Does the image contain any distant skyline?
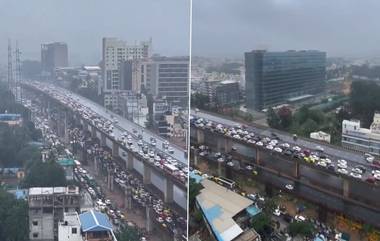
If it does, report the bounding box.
[192,0,380,59]
[0,0,190,66]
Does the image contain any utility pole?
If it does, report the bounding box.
[7,39,13,91]
[15,41,22,103]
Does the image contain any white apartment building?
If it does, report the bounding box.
[101,37,152,110]
[342,112,380,156]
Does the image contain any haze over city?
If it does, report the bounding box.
[192,0,380,58]
[0,0,190,65]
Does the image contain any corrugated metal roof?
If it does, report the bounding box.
[79,210,113,232]
[196,179,253,241]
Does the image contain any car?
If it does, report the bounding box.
[227,161,234,167]
[337,168,348,175]
[295,215,306,222]
[285,184,294,190]
[273,208,281,216]
[366,155,375,163]
[247,194,257,201]
[246,165,253,170]
[350,172,362,179]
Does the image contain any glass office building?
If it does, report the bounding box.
[245,50,326,110]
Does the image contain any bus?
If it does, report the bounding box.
[163,163,179,174]
[215,176,236,189]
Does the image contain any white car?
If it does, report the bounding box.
[256,141,263,146]
[274,147,282,153]
[266,144,274,150]
[366,156,375,163]
[295,215,306,222]
[337,168,348,175]
[350,172,362,179]
[337,163,347,169]
[273,208,281,216]
[317,161,327,167]
[285,184,294,190]
[227,161,234,167]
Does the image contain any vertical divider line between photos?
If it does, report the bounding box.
[187,0,193,240]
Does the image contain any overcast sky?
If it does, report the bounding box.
[0,0,190,66]
[192,0,380,59]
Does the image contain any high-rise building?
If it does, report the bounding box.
[101,37,152,110]
[41,42,68,76]
[141,56,189,107]
[245,50,326,111]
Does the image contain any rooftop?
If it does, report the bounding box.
[196,179,254,241]
[57,158,75,167]
[29,186,79,195]
[79,210,113,232]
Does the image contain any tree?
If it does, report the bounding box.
[288,221,315,238]
[0,187,29,241]
[277,106,292,129]
[189,178,203,211]
[251,212,272,237]
[267,108,280,128]
[22,161,67,188]
[116,225,140,241]
[300,118,318,136]
[191,93,210,109]
[350,81,380,127]
[263,197,277,214]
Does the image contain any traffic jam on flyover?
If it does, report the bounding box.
[190,115,380,184]
[26,81,188,185]
[23,84,187,240]
[69,128,187,239]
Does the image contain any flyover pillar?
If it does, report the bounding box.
[193,150,199,166]
[164,179,174,203]
[145,205,153,232]
[343,179,350,198]
[217,161,223,177]
[112,141,119,158]
[63,111,69,144]
[143,165,152,185]
[91,125,97,138]
[100,133,106,147]
[124,186,132,210]
[224,139,232,153]
[294,161,300,179]
[255,148,261,165]
[126,154,133,170]
[94,156,99,175]
[107,167,114,191]
[196,129,204,144]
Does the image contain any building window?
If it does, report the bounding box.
[33,233,39,238]
[72,227,77,234]
[32,221,38,226]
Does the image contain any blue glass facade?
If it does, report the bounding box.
[245,50,326,110]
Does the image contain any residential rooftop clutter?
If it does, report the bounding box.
[28,186,81,241]
[342,111,380,156]
[195,177,261,241]
[58,210,117,241]
[0,113,22,126]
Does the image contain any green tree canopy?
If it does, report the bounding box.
[267,107,281,129]
[350,80,380,127]
[22,161,67,188]
[288,221,315,238]
[0,187,29,241]
[116,225,140,241]
[251,212,272,237]
[189,178,203,211]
